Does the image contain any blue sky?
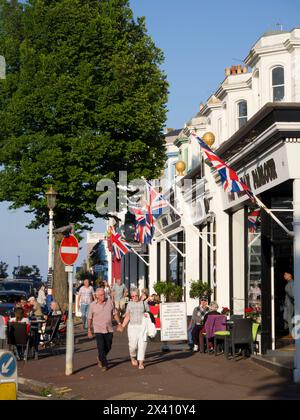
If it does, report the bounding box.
[1,0,300,277]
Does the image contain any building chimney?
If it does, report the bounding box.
[166,128,174,133]
[231,66,237,75]
[225,68,231,77]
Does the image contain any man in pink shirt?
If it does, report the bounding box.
[88,287,122,371]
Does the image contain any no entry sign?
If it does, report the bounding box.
[59,235,79,266]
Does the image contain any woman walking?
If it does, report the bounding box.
[121,289,149,370]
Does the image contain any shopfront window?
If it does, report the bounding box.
[247,207,262,322]
[167,232,185,286]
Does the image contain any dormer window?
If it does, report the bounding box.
[237,101,248,129]
[272,67,285,102]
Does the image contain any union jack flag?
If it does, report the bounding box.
[127,182,168,244]
[191,132,253,197]
[143,181,169,226]
[110,226,131,260]
[248,208,260,233]
[129,203,153,244]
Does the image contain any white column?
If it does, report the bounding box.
[216,212,230,309]
[232,209,245,315]
[202,226,208,283]
[160,240,167,281]
[185,225,200,316]
[149,240,157,294]
[293,179,300,383]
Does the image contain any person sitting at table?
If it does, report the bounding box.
[45,301,62,319]
[17,298,31,317]
[10,307,30,359]
[199,302,221,353]
[27,296,44,319]
[10,307,30,330]
[188,296,210,352]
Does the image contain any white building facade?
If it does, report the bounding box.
[149,29,300,382]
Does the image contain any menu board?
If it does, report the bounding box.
[160,302,187,341]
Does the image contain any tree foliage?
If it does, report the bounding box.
[13,264,40,277]
[0,0,168,230]
[0,260,9,278]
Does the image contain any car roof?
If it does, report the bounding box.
[0,290,27,295]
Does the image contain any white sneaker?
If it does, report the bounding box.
[193,345,199,352]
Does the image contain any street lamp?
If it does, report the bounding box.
[45,186,57,302]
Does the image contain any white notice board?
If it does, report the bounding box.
[160,302,187,341]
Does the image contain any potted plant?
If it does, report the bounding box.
[221,307,231,318]
[154,281,183,302]
[189,281,213,300]
[244,307,261,323]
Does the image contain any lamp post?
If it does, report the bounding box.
[45,186,57,303]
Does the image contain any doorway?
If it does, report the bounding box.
[273,241,294,349]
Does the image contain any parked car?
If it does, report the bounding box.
[0,290,27,317]
[0,279,35,298]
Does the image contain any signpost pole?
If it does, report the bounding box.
[59,234,79,376]
[65,265,74,376]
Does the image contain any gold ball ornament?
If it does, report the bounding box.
[175,160,186,176]
[202,132,215,148]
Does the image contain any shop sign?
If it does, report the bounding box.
[223,146,289,210]
[160,302,187,341]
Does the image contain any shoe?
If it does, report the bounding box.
[138,364,145,370]
[97,357,102,368]
[102,366,108,372]
[193,345,199,352]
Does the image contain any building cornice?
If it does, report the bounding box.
[174,136,189,148]
[217,103,300,166]
[245,44,291,67]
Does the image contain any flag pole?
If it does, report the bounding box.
[253,195,294,237]
[125,196,186,257]
[142,178,216,250]
[155,225,186,257]
[109,218,150,267]
[187,130,294,239]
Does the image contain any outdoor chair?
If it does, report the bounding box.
[7,322,30,361]
[202,315,227,354]
[214,318,253,360]
[252,322,261,355]
[39,315,62,355]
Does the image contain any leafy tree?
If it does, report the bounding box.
[0,261,9,278]
[0,0,168,308]
[13,264,41,278]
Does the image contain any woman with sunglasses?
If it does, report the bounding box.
[120,288,149,370]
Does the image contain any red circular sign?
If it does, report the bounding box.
[59,235,79,265]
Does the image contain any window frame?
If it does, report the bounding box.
[271,66,285,102]
[237,100,248,130]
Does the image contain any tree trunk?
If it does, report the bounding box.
[53,232,68,311]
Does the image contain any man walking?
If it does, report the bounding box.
[78,279,94,330]
[87,288,122,371]
[111,278,127,318]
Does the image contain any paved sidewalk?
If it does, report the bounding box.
[17,325,300,400]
